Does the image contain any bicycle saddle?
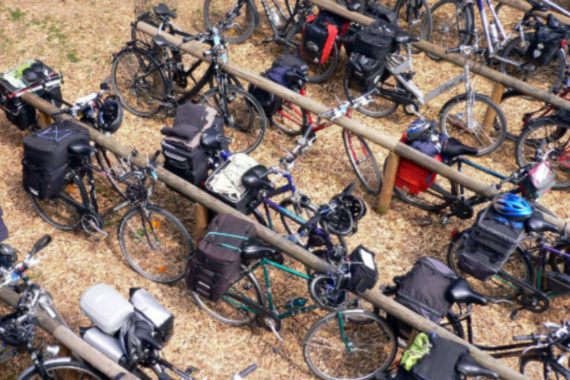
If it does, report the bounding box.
[152,35,178,50]
[242,239,278,260]
[442,137,479,158]
[394,31,420,44]
[134,323,162,351]
[455,353,499,379]
[153,3,177,19]
[526,0,548,12]
[447,278,488,306]
[68,143,97,157]
[524,211,560,233]
[242,165,272,190]
[201,129,230,151]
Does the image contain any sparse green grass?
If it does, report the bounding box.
[47,24,67,42]
[67,49,79,63]
[9,7,24,21]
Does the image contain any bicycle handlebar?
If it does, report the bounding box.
[0,235,51,289]
[233,364,257,379]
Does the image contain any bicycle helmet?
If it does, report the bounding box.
[405,119,437,142]
[0,244,17,268]
[492,194,533,220]
[98,96,124,134]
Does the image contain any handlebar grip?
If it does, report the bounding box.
[238,364,257,378]
[513,335,533,341]
[445,47,461,54]
[31,235,52,256]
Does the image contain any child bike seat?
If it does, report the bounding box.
[68,143,97,157]
[442,137,479,158]
[524,211,560,234]
[446,278,488,306]
[455,353,499,379]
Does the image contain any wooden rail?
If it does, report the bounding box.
[498,0,570,24]
[20,91,529,380]
[0,286,139,380]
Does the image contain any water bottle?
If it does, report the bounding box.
[268,4,282,28]
[489,22,499,46]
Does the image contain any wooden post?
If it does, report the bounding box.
[37,111,53,128]
[482,82,505,131]
[194,203,209,240]
[376,152,400,214]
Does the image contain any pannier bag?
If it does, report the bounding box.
[394,257,458,323]
[528,20,566,65]
[0,205,7,242]
[22,119,90,199]
[344,20,397,61]
[348,53,385,93]
[346,245,378,292]
[249,54,308,117]
[301,11,349,64]
[186,213,256,301]
[80,284,135,335]
[363,3,397,25]
[160,103,224,186]
[398,333,470,380]
[0,59,62,130]
[457,206,526,281]
[395,120,445,194]
[546,271,570,294]
[129,288,174,343]
[518,160,555,200]
[205,153,266,213]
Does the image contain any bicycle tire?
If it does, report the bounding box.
[284,22,339,84]
[118,205,193,284]
[18,357,105,380]
[203,0,257,44]
[439,92,507,156]
[198,86,267,154]
[447,230,533,301]
[342,130,382,194]
[343,70,399,118]
[499,89,544,141]
[271,100,309,136]
[111,46,169,117]
[515,117,570,190]
[191,271,264,326]
[303,309,397,380]
[428,0,473,61]
[29,173,89,231]
[393,0,433,52]
[520,352,569,380]
[95,146,129,198]
[499,33,566,94]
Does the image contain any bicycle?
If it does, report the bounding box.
[0,235,106,380]
[447,208,569,316]
[29,149,193,284]
[272,91,382,193]
[192,242,398,380]
[344,38,507,155]
[112,5,267,154]
[430,0,570,92]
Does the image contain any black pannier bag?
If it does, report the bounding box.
[363,3,398,25]
[528,19,566,65]
[344,20,397,61]
[0,59,62,130]
[186,213,256,301]
[249,54,308,117]
[394,258,458,323]
[301,11,348,64]
[346,245,378,292]
[347,53,385,93]
[160,103,224,186]
[457,206,526,280]
[22,119,90,199]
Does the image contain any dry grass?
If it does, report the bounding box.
[0,0,568,379]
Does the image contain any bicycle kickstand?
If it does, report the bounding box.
[267,319,284,353]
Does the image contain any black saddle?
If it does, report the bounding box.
[68,143,97,157]
[241,239,278,260]
[134,324,162,351]
[395,31,420,44]
[524,211,560,233]
[200,129,231,151]
[456,353,499,379]
[152,35,178,50]
[442,137,479,158]
[242,165,272,191]
[447,278,488,306]
[153,3,177,19]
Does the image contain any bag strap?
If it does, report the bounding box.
[205,232,250,253]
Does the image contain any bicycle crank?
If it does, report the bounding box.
[80,213,108,241]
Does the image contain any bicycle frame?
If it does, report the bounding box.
[528,239,570,298]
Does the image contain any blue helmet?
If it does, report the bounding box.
[406,119,436,142]
[492,194,533,219]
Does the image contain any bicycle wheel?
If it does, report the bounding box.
[515,117,570,190]
[271,100,308,136]
[19,358,105,380]
[111,47,168,117]
[393,0,433,50]
[303,309,397,380]
[284,23,339,84]
[499,33,566,94]
[520,352,567,380]
[447,231,533,301]
[343,130,382,194]
[203,0,256,44]
[499,90,544,141]
[343,70,399,118]
[439,92,507,156]
[191,271,264,326]
[428,0,473,61]
[29,173,89,231]
[198,86,267,154]
[118,205,193,284]
[95,146,129,198]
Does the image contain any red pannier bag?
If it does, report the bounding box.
[301,11,349,64]
[395,134,443,195]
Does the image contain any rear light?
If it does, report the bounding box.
[450,228,458,239]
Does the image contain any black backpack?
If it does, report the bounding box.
[186,213,256,301]
[528,16,567,65]
[347,53,385,93]
[344,20,397,61]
